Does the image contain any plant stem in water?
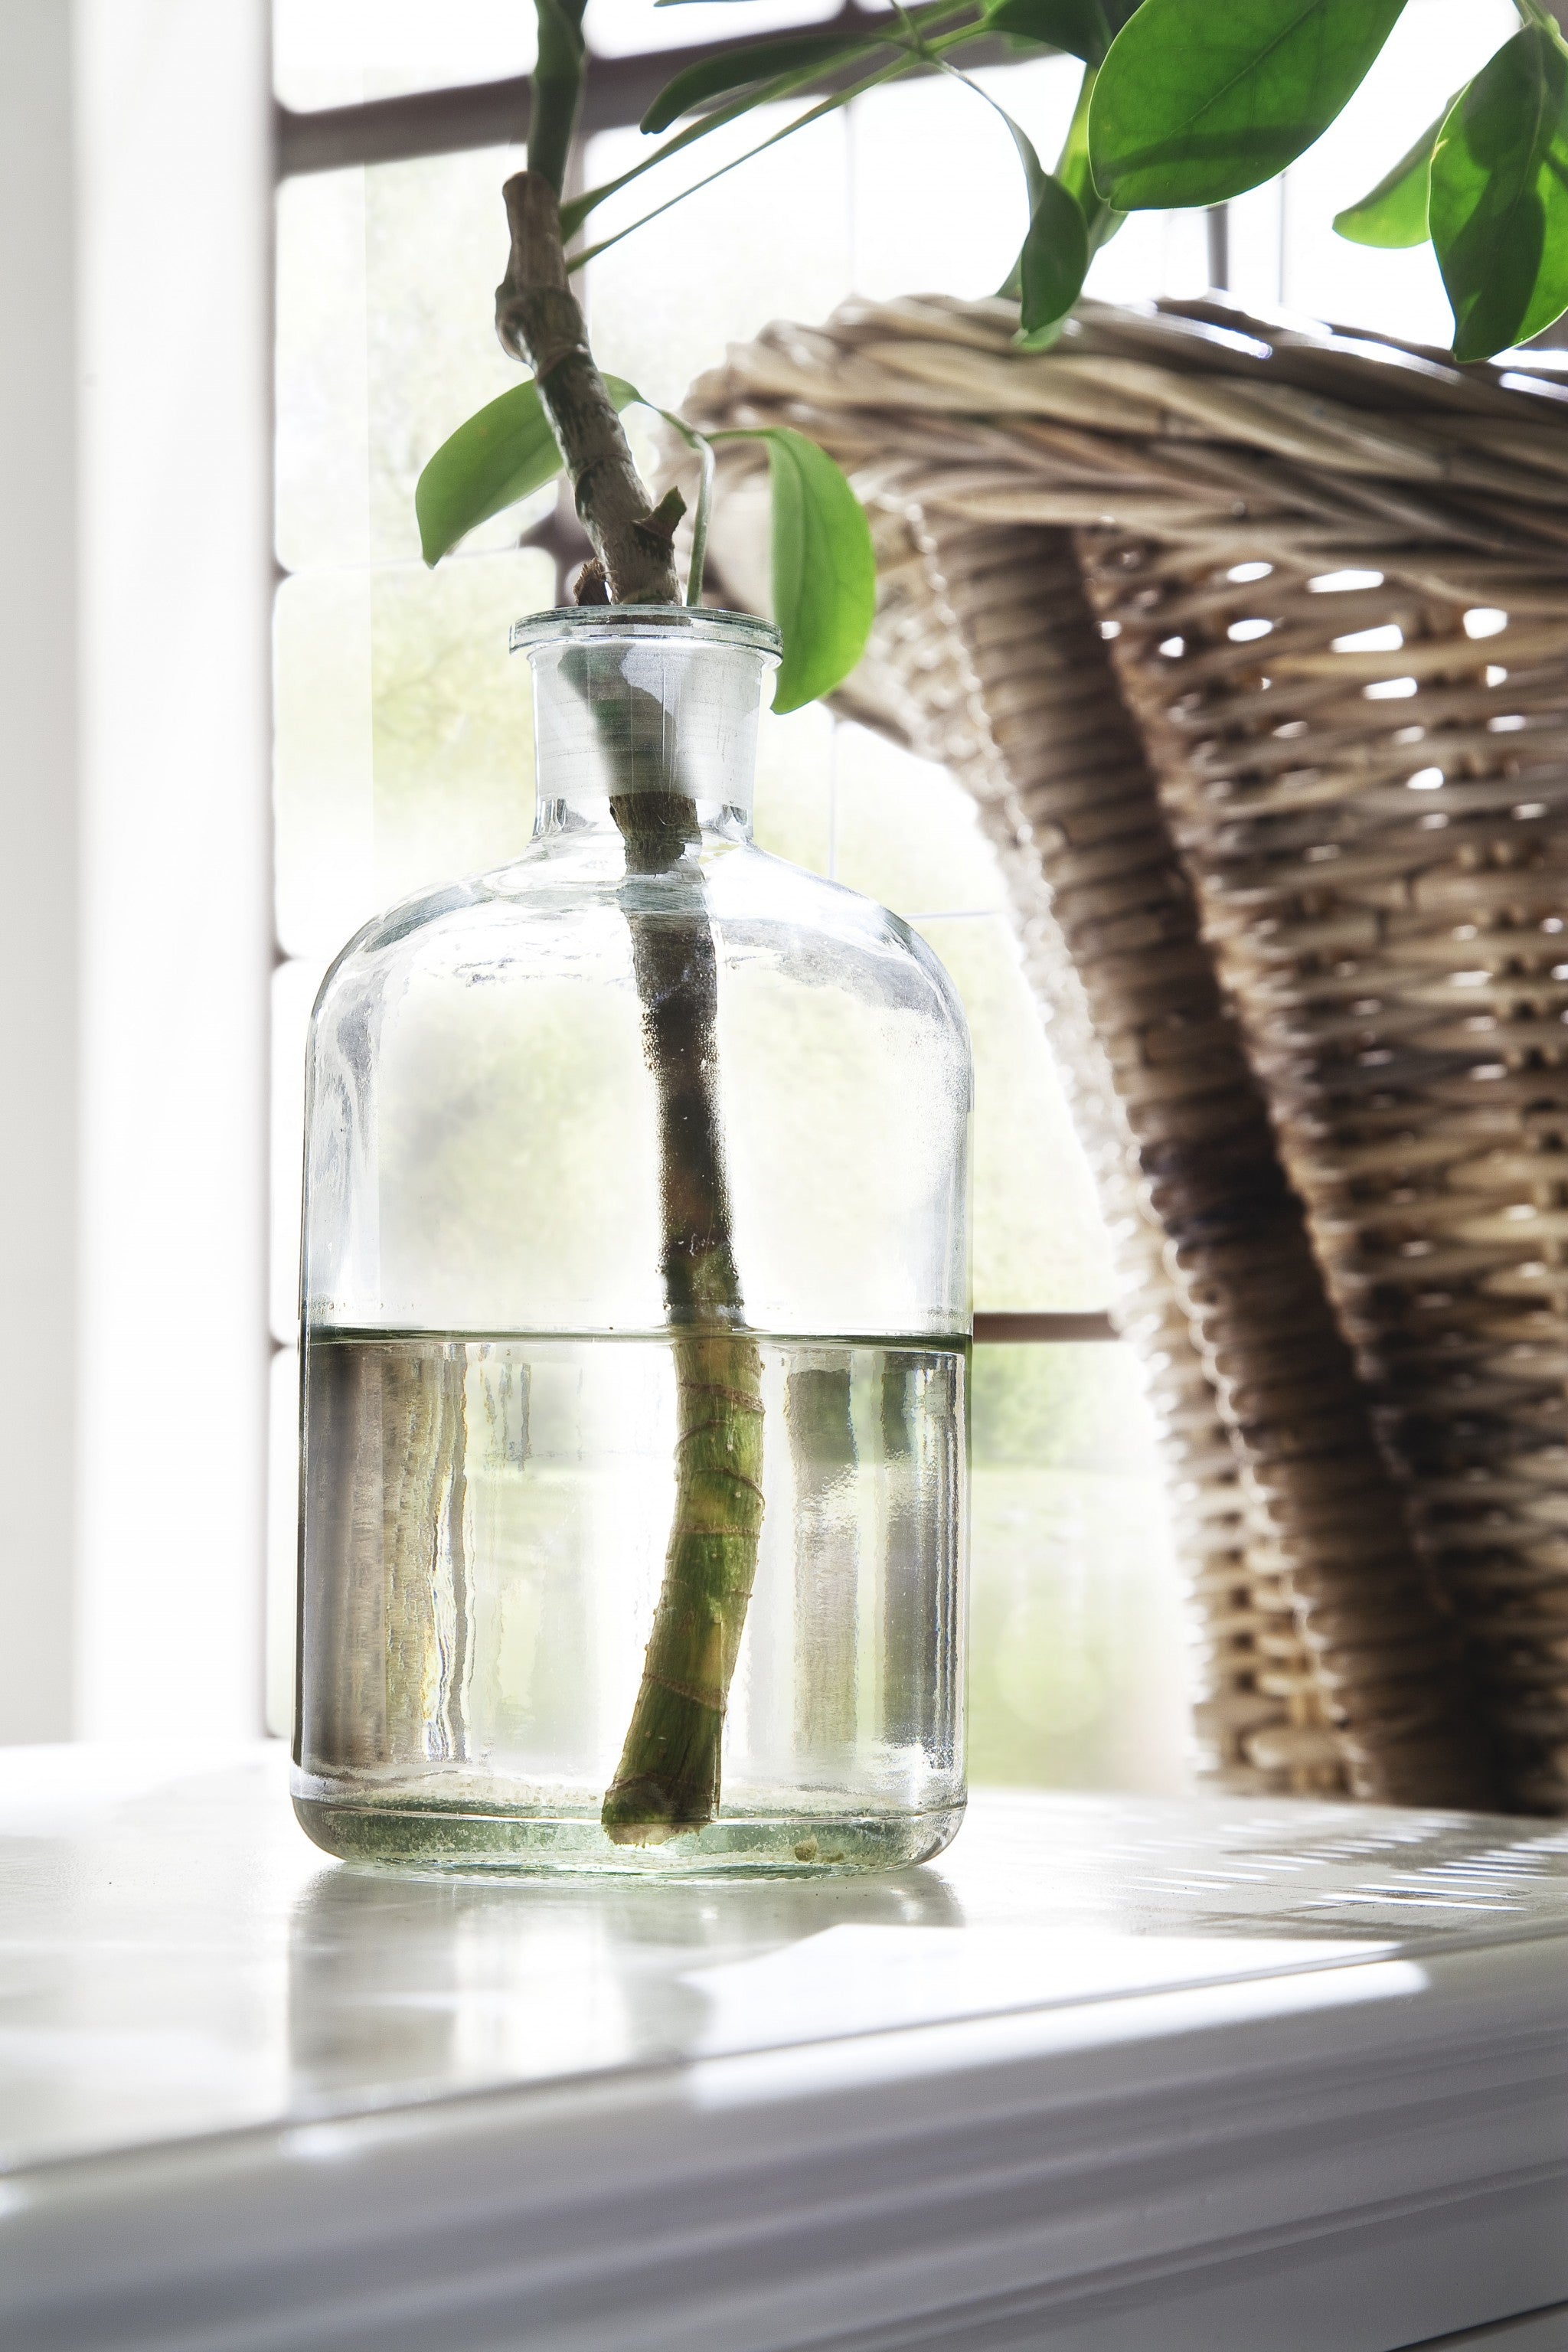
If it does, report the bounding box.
[601,1327,764,1840]
[496,165,763,1842]
[599,791,766,1844]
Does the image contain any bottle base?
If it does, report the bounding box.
[292,1788,965,1877]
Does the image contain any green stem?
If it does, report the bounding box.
[684,433,716,607]
[562,11,985,264]
[528,0,589,195]
[651,408,717,605]
[1055,62,1120,253]
[560,0,978,237]
[574,730,766,1845]
[603,1316,764,1840]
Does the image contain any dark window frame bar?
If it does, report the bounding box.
[270,15,1124,1348]
[273,4,1018,179]
[975,1312,1115,1343]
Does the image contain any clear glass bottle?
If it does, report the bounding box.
[293,606,971,1873]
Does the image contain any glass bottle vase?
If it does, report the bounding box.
[293,606,972,1873]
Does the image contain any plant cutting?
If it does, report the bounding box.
[412,6,889,1854]
[295,0,1561,1875]
[292,1,969,1874]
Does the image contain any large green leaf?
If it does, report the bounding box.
[1430,23,1568,363]
[1088,0,1409,211]
[983,0,1114,67]
[415,373,640,566]
[720,429,874,713]
[640,30,884,132]
[1334,105,1448,248]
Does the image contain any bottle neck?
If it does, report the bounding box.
[533,786,753,845]
[526,626,768,844]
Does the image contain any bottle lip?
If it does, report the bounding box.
[508,604,781,662]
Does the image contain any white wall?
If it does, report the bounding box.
[0,2,272,1743]
[74,0,273,1740]
[0,3,79,1741]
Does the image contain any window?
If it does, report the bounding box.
[267,0,1509,1791]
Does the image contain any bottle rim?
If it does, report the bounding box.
[508,605,781,662]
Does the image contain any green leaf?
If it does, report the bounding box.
[983,0,1114,67]
[717,428,875,713]
[1334,104,1448,247]
[991,80,1094,328]
[640,30,884,132]
[1020,171,1091,335]
[1088,0,1409,211]
[998,103,1050,221]
[415,372,640,566]
[1430,24,1568,362]
[993,104,1047,288]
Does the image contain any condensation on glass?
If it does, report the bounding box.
[294,608,972,1873]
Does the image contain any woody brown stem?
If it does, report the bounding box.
[601,1326,765,1840]
[495,172,682,606]
[570,717,766,1844]
[603,796,763,1841]
[495,111,759,1840]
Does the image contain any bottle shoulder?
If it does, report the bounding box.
[312,838,969,1043]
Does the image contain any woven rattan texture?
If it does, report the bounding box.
[827,508,1312,1797]
[687,292,1568,1811]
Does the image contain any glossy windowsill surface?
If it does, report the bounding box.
[3,1745,1566,2350]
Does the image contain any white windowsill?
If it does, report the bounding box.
[2,1747,1566,2350]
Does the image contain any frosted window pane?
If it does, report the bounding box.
[969,1345,1189,1792]
[274,549,553,961]
[273,574,373,956]
[586,0,838,56]
[831,723,1004,916]
[851,57,1080,303]
[753,702,835,875]
[276,170,371,569]
[584,105,851,411]
[1084,206,1210,307]
[273,0,534,111]
[1277,0,1517,347]
[917,916,1112,1312]
[277,149,559,573]
[848,59,1210,311]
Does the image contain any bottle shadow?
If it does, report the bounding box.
[286,1860,967,2112]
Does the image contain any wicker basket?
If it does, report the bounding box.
[828,506,1307,1798]
[684,292,1568,1813]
